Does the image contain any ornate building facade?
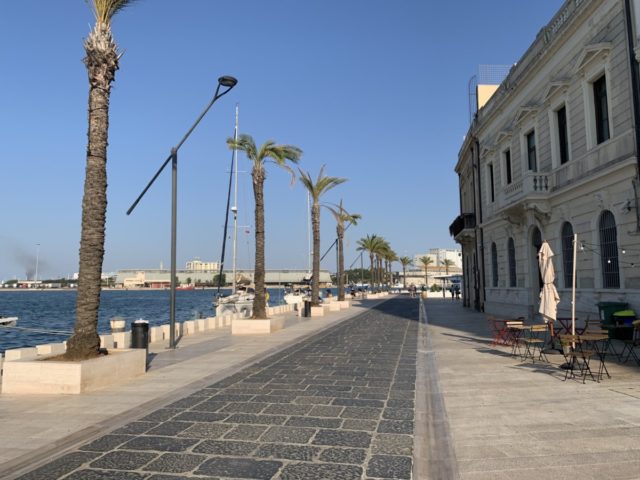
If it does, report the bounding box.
[451,0,640,319]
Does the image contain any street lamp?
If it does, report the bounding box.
[127,75,237,349]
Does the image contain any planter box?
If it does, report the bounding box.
[231,318,285,334]
[1,349,146,395]
[310,306,325,317]
[338,300,350,309]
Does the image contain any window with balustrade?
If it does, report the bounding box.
[526,130,537,172]
[599,210,619,288]
[503,149,512,185]
[557,105,569,164]
[593,75,610,145]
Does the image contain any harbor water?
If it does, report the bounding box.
[0,287,307,354]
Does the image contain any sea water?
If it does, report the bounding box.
[0,287,299,353]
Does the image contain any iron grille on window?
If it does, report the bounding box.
[491,242,498,287]
[561,222,574,288]
[508,237,516,287]
[489,164,495,202]
[599,210,619,288]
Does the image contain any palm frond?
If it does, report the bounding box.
[87,0,138,24]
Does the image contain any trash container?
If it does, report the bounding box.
[611,310,635,340]
[596,301,628,340]
[303,300,311,317]
[131,319,149,355]
[596,301,628,323]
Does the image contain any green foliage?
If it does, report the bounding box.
[430,283,442,292]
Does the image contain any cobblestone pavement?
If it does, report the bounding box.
[19,298,420,480]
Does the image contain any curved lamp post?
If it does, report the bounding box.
[127,75,237,348]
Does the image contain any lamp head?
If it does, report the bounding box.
[218,76,238,88]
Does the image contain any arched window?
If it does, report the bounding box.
[561,222,574,288]
[532,227,543,289]
[491,242,498,287]
[599,210,620,288]
[508,238,516,287]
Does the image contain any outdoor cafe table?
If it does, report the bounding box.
[578,332,611,381]
[507,324,531,358]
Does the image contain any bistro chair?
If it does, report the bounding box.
[559,334,597,383]
[620,319,640,366]
[487,316,509,346]
[521,324,549,363]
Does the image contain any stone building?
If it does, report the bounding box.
[451,0,640,319]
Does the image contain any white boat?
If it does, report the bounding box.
[215,287,254,317]
[0,316,18,326]
[212,105,254,318]
[283,288,310,305]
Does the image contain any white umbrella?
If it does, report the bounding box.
[538,240,560,324]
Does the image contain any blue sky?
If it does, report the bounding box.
[0,0,563,280]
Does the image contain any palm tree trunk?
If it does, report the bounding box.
[311,202,321,306]
[369,253,374,290]
[337,224,345,301]
[402,266,407,288]
[252,168,267,318]
[66,23,118,360]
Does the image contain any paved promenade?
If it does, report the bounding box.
[1,296,639,479]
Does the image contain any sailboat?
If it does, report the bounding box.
[284,192,313,305]
[213,105,254,317]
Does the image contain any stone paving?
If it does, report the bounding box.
[17,298,420,479]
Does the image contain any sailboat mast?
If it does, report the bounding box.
[232,104,239,294]
[307,191,311,274]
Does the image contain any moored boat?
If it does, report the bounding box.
[0,316,18,327]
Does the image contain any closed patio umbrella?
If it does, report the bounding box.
[539,240,560,326]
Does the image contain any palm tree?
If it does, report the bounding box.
[442,258,454,275]
[399,256,412,288]
[299,166,346,306]
[228,134,302,318]
[357,234,382,291]
[419,256,433,287]
[65,0,134,360]
[326,201,361,301]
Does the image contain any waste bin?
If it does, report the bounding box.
[611,310,635,340]
[131,319,149,355]
[596,301,628,323]
[303,300,311,317]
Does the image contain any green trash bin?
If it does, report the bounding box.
[596,302,629,340]
[611,309,635,340]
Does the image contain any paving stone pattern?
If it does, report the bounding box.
[18,299,418,480]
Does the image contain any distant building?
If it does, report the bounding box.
[115,269,332,288]
[185,259,219,272]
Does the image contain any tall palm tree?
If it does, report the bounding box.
[385,249,398,287]
[357,234,382,291]
[326,201,361,301]
[442,258,454,275]
[65,0,135,360]
[419,255,433,287]
[399,256,412,288]
[374,238,390,290]
[228,134,302,318]
[299,166,346,306]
